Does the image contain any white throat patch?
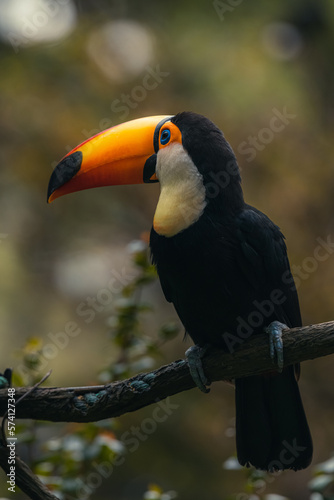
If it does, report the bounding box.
[153,143,207,237]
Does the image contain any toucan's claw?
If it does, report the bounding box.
[185,345,210,393]
[266,321,287,372]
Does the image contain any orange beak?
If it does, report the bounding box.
[47,115,172,203]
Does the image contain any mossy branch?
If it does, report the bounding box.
[0,320,333,423]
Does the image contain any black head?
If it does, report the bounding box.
[170,112,243,212]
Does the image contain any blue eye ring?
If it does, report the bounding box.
[160,128,171,145]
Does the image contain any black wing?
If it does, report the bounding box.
[236,205,302,328]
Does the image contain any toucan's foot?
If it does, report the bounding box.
[265,321,288,372]
[185,345,210,393]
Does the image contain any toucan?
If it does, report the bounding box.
[47,112,313,471]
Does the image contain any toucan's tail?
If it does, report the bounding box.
[235,366,313,471]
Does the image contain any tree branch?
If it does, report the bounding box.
[1,320,334,423]
[0,443,59,500]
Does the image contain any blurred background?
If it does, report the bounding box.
[1,0,334,498]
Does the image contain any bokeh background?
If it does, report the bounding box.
[1,0,334,499]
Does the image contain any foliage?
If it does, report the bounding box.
[8,240,179,499]
[98,239,179,384]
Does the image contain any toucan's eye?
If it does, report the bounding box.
[160,129,171,145]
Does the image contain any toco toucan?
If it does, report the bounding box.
[47,112,312,471]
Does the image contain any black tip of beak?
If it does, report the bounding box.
[47,151,82,202]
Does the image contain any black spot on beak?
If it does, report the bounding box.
[47,151,82,201]
[143,154,158,183]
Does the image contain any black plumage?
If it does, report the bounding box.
[150,112,312,470]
